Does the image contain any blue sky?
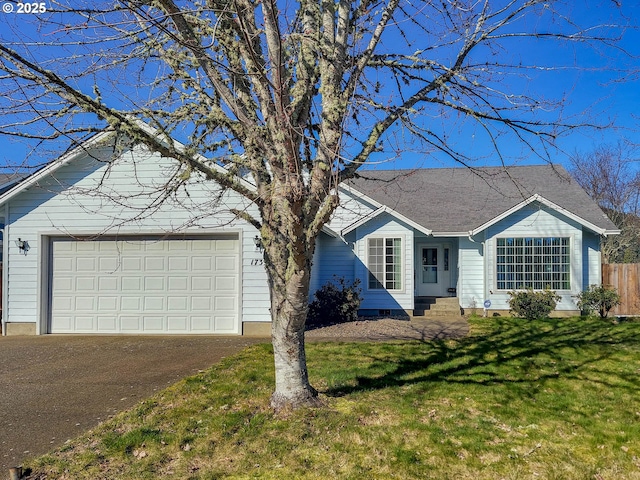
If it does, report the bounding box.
[0,1,638,174]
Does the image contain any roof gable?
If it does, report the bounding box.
[0,123,256,207]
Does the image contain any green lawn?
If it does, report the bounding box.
[27,317,640,479]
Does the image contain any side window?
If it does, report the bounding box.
[368,237,402,290]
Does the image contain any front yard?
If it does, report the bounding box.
[26,316,640,479]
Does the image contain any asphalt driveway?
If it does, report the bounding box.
[0,335,266,473]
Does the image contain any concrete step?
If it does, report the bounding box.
[412,297,461,318]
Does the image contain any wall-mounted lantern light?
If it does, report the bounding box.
[15,238,29,255]
[253,235,263,252]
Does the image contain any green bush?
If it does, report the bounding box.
[508,288,561,320]
[576,284,621,319]
[307,277,362,327]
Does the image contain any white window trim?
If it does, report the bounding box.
[494,235,573,292]
[365,235,405,292]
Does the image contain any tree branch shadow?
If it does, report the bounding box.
[322,318,640,399]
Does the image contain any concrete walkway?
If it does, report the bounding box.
[0,335,265,473]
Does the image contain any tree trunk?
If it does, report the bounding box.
[270,307,319,410]
[264,221,321,411]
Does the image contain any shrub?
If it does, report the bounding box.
[576,284,621,319]
[508,288,561,320]
[307,277,362,327]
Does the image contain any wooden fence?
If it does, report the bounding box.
[602,263,640,316]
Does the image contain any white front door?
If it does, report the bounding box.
[418,245,451,296]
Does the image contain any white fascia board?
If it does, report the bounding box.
[431,231,470,237]
[469,194,608,236]
[321,225,340,237]
[341,206,386,235]
[341,205,432,237]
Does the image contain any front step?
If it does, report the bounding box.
[412,297,461,318]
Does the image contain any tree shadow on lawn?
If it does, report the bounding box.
[322,317,640,400]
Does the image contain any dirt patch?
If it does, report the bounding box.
[305,317,469,341]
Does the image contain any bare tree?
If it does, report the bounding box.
[0,1,629,409]
[569,143,640,263]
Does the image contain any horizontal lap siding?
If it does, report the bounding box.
[355,213,413,310]
[583,232,601,288]
[4,145,271,328]
[458,236,485,310]
[241,234,270,323]
[309,233,356,295]
[485,204,583,311]
[328,189,378,232]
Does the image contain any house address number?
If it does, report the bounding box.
[251,258,264,266]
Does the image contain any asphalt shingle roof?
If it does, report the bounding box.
[346,164,617,234]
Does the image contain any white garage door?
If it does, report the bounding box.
[49,236,240,334]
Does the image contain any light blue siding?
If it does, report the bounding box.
[327,188,378,233]
[485,203,583,311]
[354,212,413,310]
[583,231,602,289]
[309,233,356,296]
[458,236,485,310]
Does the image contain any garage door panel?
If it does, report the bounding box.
[143,316,164,331]
[122,277,143,291]
[97,316,117,331]
[75,296,95,310]
[216,239,236,251]
[98,296,118,310]
[76,277,96,291]
[75,316,95,330]
[215,276,237,291]
[215,297,236,311]
[190,276,212,291]
[215,316,236,331]
[120,316,142,331]
[168,277,189,291]
[191,316,213,330]
[192,257,212,270]
[168,296,188,311]
[53,277,73,292]
[98,276,118,291]
[144,297,165,310]
[99,257,119,271]
[168,316,188,330]
[121,297,142,311]
[145,257,165,270]
[50,237,239,334]
[144,277,165,290]
[216,257,236,270]
[169,257,189,271]
[122,257,142,270]
[54,257,73,272]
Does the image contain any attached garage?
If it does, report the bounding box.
[48,236,240,334]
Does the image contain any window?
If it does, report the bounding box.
[496,237,570,290]
[368,237,402,290]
